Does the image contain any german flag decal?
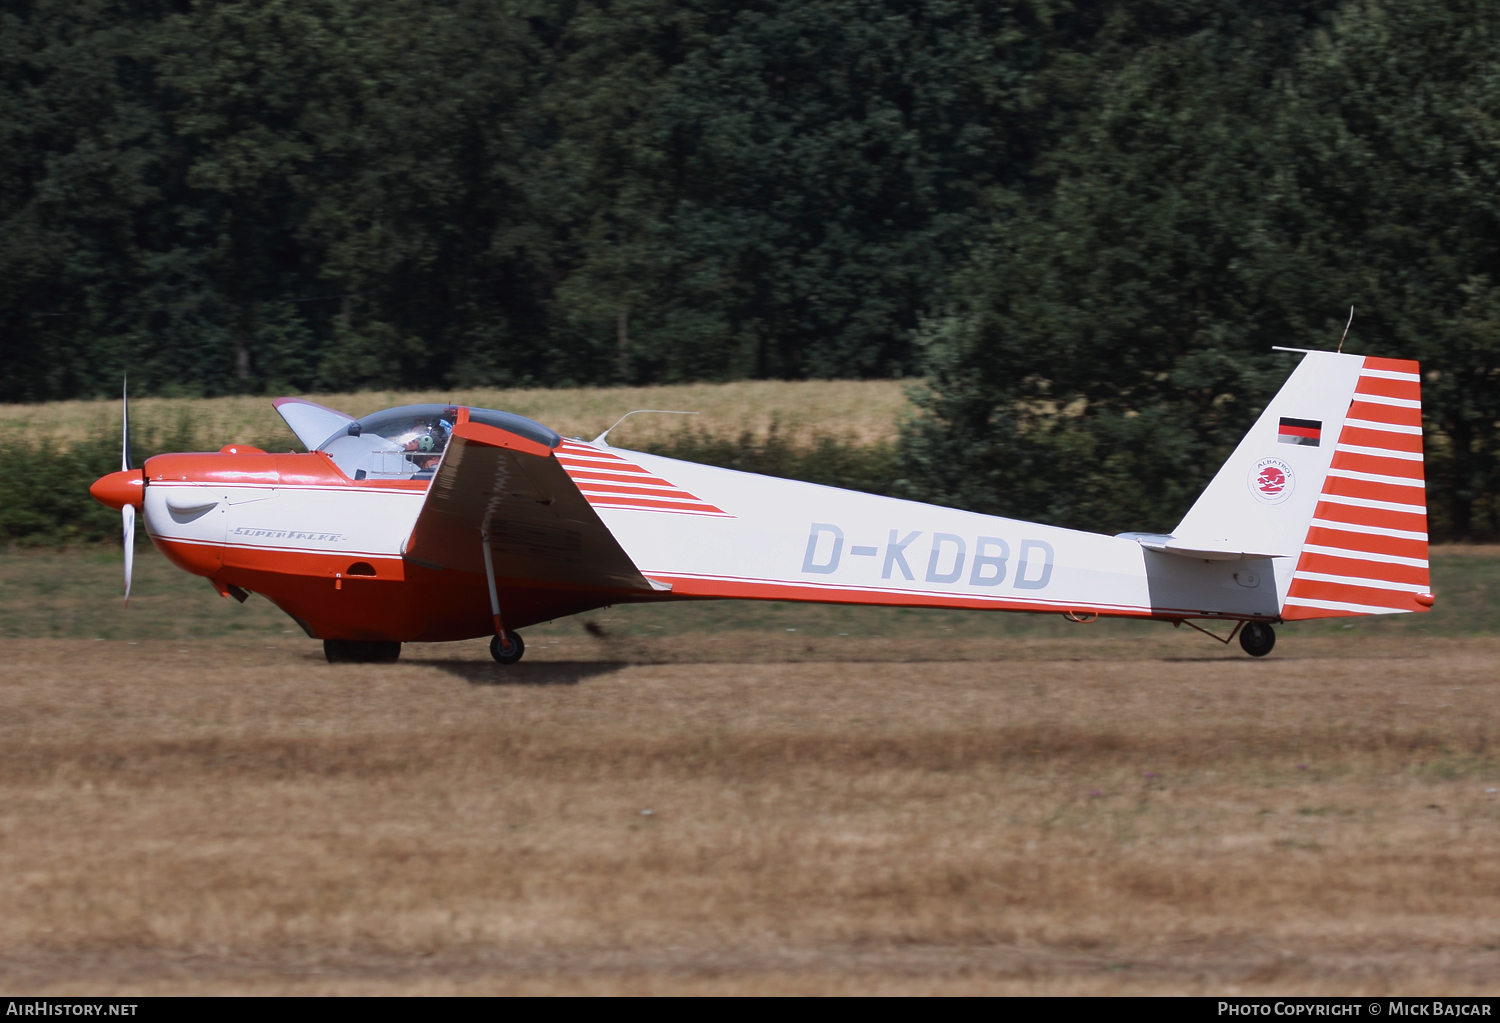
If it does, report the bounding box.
[1278,417,1322,446]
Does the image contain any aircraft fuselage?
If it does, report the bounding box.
[134,444,1286,643]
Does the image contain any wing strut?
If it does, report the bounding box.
[486,522,522,657]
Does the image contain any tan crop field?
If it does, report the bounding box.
[0,379,913,451]
[2,548,1499,995]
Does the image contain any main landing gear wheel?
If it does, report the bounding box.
[1239,622,1276,658]
[324,639,401,664]
[490,631,525,665]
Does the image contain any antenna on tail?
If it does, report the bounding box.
[1337,306,1354,354]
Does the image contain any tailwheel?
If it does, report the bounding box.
[1238,622,1276,658]
[324,639,401,664]
[490,630,525,665]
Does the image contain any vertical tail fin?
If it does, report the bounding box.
[1280,356,1432,618]
[1167,350,1431,617]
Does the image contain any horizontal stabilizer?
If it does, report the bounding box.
[1115,533,1292,561]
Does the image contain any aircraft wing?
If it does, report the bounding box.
[401,419,659,597]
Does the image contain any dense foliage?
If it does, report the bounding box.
[2,0,1039,395]
[4,0,1498,536]
[901,0,1500,538]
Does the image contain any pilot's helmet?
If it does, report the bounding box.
[409,416,451,454]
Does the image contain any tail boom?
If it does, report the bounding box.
[547,350,1431,630]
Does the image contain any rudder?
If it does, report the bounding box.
[1281,356,1433,618]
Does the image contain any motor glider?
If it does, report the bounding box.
[88,349,1433,663]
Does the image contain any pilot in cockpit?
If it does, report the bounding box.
[403,415,452,472]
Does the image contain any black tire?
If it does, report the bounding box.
[1239,622,1276,658]
[324,639,401,664]
[490,631,525,665]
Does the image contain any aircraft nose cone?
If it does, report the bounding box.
[90,469,145,511]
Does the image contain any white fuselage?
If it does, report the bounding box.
[587,451,1287,620]
[144,478,422,570]
[144,447,1284,623]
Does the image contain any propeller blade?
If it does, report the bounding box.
[121,375,131,472]
[122,504,135,603]
[122,376,134,601]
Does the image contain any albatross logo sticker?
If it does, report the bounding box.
[1248,457,1295,505]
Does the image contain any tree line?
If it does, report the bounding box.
[3,0,1497,537]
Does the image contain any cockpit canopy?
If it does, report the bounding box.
[313,403,559,481]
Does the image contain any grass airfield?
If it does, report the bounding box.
[1,547,1498,994]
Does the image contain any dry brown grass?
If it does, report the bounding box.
[0,379,912,451]
[2,632,1499,994]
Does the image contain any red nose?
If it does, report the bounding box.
[90,469,145,511]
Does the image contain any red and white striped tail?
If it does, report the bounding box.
[1281,356,1434,619]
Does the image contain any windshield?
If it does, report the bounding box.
[316,404,560,481]
[319,404,458,481]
